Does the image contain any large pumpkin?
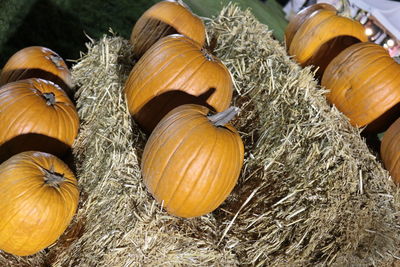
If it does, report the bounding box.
[322,42,400,133]
[0,46,73,97]
[287,5,368,77]
[0,78,79,161]
[0,151,79,256]
[381,118,400,185]
[124,34,233,133]
[285,3,336,49]
[141,104,244,218]
[130,0,205,58]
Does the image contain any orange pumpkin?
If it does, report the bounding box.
[322,42,400,133]
[0,151,79,256]
[381,118,400,185]
[287,5,368,77]
[0,46,73,97]
[0,78,79,161]
[130,0,206,58]
[285,3,336,49]
[141,104,244,218]
[124,34,233,133]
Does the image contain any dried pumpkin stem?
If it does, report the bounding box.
[43,168,65,188]
[208,107,240,127]
[43,92,56,106]
[201,48,214,61]
[175,0,191,10]
[50,54,64,69]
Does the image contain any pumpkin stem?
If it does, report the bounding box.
[175,0,191,11]
[208,106,239,127]
[50,54,65,69]
[43,168,65,188]
[201,48,214,61]
[43,92,56,106]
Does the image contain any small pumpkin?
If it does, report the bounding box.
[381,118,400,185]
[322,42,400,133]
[0,46,73,97]
[0,78,79,161]
[285,3,336,49]
[124,34,233,133]
[0,151,79,256]
[141,104,244,218]
[287,5,368,77]
[130,0,205,58]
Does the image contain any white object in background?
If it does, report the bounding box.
[348,0,400,42]
[282,0,307,21]
[283,0,344,19]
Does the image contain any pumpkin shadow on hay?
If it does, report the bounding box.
[43,214,86,267]
[359,102,400,158]
[135,88,217,135]
[0,133,76,173]
[0,68,75,102]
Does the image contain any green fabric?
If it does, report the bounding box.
[185,0,287,41]
[0,0,287,66]
[0,0,159,65]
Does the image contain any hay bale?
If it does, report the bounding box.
[51,35,238,266]
[208,5,400,266]
[0,4,399,266]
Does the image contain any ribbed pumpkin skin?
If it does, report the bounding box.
[130,0,205,58]
[125,34,233,133]
[285,3,336,49]
[322,42,400,130]
[381,118,400,184]
[0,151,79,256]
[0,46,73,96]
[0,79,79,159]
[141,104,244,218]
[288,8,367,76]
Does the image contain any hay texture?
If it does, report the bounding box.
[0,4,399,267]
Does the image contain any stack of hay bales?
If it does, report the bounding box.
[0,4,398,266]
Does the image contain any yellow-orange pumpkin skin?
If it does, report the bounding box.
[0,78,79,161]
[141,104,244,218]
[0,46,73,97]
[322,42,400,132]
[130,0,205,58]
[124,34,233,133]
[381,118,400,185]
[0,151,79,256]
[285,3,336,49]
[287,6,368,77]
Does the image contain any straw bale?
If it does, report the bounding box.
[0,3,399,267]
[48,35,237,266]
[207,5,400,266]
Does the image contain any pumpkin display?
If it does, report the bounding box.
[381,117,400,185]
[0,46,73,97]
[322,42,400,133]
[141,104,244,218]
[124,34,233,133]
[287,5,368,77]
[285,3,336,49]
[0,78,79,161]
[130,0,206,58]
[0,151,79,256]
